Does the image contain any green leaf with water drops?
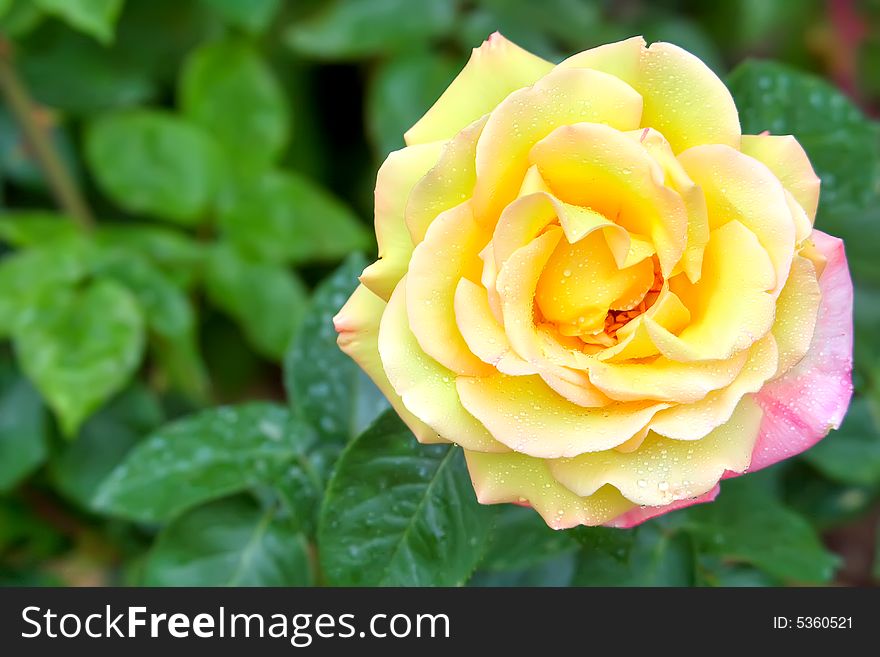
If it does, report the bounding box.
[205,244,309,360]
[94,402,317,523]
[802,396,880,486]
[469,552,578,587]
[180,38,289,169]
[570,525,638,563]
[572,522,694,586]
[695,555,780,587]
[142,496,312,586]
[319,410,495,586]
[33,0,124,44]
[285,253,388,443]
[684,476,839,583]
[85,109,225,225]
[480,505,578,572]
[14,279,146,437]
[0,361,48,493]
[217,168,370,265]
[285,0,457,60]
[727,60,880,221]
[50,384,163,510]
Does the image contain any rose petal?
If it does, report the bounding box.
[649,334,778,440]
[406,116,486,244]
[405,32,553,145]
[628,128,709,282]
[456,373,669,458]
[549,396,762,506]
[750,230,853,471]
[473,67,644,224]
[771,255,821,378]
[530,122,688,277]
[605,486,719,528]
[678,144,796,295]
[361,142,444,300]
[465,449,633,529]
[379,277,508,452]
[406,201,494,376]
[645,220,776,362]
[559,36,740,153]
[741,134,820,222]
[334,284,445,444]
[454,277,536,375]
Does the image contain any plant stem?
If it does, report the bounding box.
[0,37,95,230]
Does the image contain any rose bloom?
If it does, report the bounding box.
[335,34,853,529]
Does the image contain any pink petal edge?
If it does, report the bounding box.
[604,230,853,529]
[748,229,853,472]
[604,486,720,528]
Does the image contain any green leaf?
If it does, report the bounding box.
[94,252,194,341]
[94,402,317,523]
[319,410,494,586]
[782,461,879,530]
[0,210,78,247]
[93,251,207,397]
[217,169,370,265]
[18,23,157,114]
[205,244,309,360]
[285,0,457,60]
[0,363,48,492]
[572,522,694,586]
[94,224,206,289]
[480,505,578,572]
[180,39,289,169]
[0,0,44,38]
[696,556,780,587]
[50,384,163,509]
[802,396,880,486]
[273,441,342,538]
[727,60,880,220]
[33,0,124,44]
[0,237,93,337]
[0,0,16,20]
[570,525,638,563]
[14,279,146,436]
[142,496,312,586]
[285,254,388,443]
[685,477,839,583]
[469,552,577,587]
[198,0,281,35]
[367,51,461,157]
[85,109,224,225]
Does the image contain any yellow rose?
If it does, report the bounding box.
[335,34,853,529]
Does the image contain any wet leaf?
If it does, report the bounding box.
[285,254,388,443]
[94,402,317,523]
[14,279,145,436]
[319,410,494,586]
[142,496,312,586]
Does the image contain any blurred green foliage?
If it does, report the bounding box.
[0,0,878,587]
